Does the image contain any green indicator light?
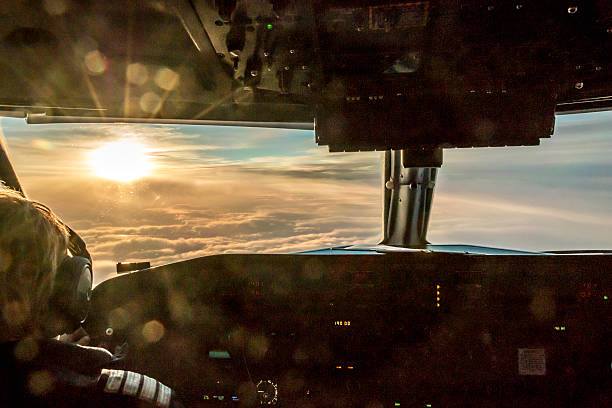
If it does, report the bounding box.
[394,403,400,407]
[426,404,432,408]
[604,295,608,300]
[267,24,273,29]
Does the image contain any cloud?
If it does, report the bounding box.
[2,111,612,285]
[428,111,612,251]
[3,122,382,283]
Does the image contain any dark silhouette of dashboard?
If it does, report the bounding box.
[86,252,611,407]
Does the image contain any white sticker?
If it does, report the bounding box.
[156,383,172,408]
[123,371,141,396]
[140,375,157,403]
[518,348,546,375]
[102,369,125,393]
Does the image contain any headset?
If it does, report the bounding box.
[45,228,93,336]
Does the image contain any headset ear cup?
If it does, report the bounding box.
[47,256,92,335]
[75,258,93,323]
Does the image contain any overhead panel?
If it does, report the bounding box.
[0,1,609,151]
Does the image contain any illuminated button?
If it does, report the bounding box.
[347,366,354,370]
[336,366,342,369]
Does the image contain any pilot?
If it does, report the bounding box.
[0,186,185,407]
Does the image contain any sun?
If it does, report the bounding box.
[89,140,153,182]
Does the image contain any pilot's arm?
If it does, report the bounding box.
[2,336,185,408]
[97,368,185,408]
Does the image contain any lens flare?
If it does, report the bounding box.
[142,320,165,343]
[85,50,107,75]
[139,91,161,113]
[44,0,67,15]
[126,63,149,86]
[154,67,180,91]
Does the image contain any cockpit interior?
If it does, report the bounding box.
[0,1,610,407]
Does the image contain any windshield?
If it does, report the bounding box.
[2,110,612,283]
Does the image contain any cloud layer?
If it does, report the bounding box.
[3,121,381,282]
[2,110,612,283]
[429,110,612,250]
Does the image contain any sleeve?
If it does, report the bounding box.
[98,369,185,408]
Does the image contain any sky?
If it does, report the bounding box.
[2,110,612,283]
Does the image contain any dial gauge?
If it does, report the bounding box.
[256,380,278,405]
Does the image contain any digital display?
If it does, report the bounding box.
[209,350,231,359]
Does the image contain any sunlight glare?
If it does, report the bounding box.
[89,140,153,182]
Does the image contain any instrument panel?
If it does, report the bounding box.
[86,253,611,407]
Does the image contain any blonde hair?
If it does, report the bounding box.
[0,186,70,341]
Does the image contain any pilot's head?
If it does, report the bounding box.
[0,186,70,342]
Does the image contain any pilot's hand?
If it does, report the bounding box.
[57,326,91,346]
